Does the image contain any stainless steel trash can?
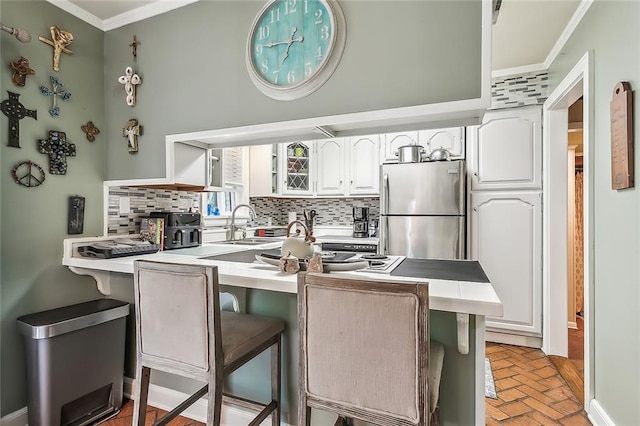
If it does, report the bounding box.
[17,298,129,426]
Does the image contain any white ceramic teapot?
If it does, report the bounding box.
[281,220,315,259]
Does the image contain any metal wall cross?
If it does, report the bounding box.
[38,130,76,175]
[40,76,71,117]
[1,91,37,148]
[130,35,141,61]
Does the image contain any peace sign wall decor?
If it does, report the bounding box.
[12,160,46,188]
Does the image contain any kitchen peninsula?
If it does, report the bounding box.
[62,236,502,425]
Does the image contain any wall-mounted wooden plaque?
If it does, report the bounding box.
[610,81,634,189]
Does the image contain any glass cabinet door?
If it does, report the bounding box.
[284,142,312,194]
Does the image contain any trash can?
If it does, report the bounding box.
[17,298,129,426]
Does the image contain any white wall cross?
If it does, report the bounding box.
[118,66,141,106]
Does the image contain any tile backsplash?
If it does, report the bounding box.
[250,197,380,227]
[107,186,200,235]
[491,70,548,110]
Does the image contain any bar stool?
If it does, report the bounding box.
[297,272,445,426]
[132,260,285,425]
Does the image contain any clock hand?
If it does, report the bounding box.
[281,27,304,64]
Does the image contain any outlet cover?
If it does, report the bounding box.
[119,197,130,214]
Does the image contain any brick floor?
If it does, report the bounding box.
[486,343,590,425]
[105,343,591,425]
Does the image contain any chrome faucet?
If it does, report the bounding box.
[230,204,256,241]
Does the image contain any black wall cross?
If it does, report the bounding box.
[1,91,37,148]
[38,130,76,175]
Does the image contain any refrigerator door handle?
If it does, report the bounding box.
[382,173,390,214]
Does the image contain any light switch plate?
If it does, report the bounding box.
[119,197,130,214]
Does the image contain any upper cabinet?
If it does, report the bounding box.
[316,139,346,196]
[381,132,420,163]
[348,135,380,195]
[248,145,278,197]
[420,127,465,159]
[467,105,542,191]
[282,141,314,196]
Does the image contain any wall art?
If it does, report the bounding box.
[118,66,141,106]
[40,76,71,117]
[1,91,37,148]
[81,121,100,141]
[68,195,85,234]
[38,130,76,175]
[9,56,35,87]
[123,119,143,153]
[38,25,73,72]
[130,35,141,61]
[11,160,46,188]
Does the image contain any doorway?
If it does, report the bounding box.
[542,51,593,412]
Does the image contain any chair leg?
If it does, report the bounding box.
[207,371,223,425]
[271,335,282,426]
[132,366,151,426]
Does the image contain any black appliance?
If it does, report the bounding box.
[352,207,369,238]
[150,212,201,250]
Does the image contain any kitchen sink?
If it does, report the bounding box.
[216,238,281,246]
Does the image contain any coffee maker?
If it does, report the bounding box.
[352,207,369,238]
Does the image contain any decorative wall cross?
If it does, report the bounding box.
[1,91,37,148]
[81,121,100,141]
[38,130,76,175]
[123,119,143,153]
[38,25,74,72]
[118,66,141,106]
[10,56,35,87]
[40,76,71,117]
[130,35,141,61]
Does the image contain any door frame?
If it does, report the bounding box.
[542,51,593,407]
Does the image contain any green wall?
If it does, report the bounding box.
[548,1,640,424]
[0,0,105,415]
[103,0,482,181]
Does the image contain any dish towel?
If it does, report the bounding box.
[485,358,498,399]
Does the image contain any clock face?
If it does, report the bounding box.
[246,0,346,100]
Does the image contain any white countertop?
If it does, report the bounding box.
[62,238,502,318]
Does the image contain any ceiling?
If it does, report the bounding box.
[61,0,584,73]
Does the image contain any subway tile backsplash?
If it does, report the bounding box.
[250,197,380,227]
[107,186,200,235]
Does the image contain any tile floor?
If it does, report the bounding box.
[105,341,591,425]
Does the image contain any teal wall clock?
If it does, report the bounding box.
[246,0,346,101]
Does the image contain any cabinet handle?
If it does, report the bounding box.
[474,172,478,177]
[473,207,477,212]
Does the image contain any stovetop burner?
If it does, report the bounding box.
[361,254,388,260]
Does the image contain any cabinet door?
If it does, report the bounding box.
[419,127,465,158]
[249,144,278,196]
[348,135,379,195]
[381,131,420,162]
[468,105,542,190]
[173,142,208,187]
[470,191,542,337]
[281,141,313,196]
[316,139,345,195]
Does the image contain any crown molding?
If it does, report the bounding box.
[492,63,547,79]
[46,0,105,30]
[544,0,594,68]
[45,0,199,32]
[103,0,199,31]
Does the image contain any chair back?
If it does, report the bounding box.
[298,272,430,425]
[133,261,221,377]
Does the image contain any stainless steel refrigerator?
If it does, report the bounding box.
[379,160,465,259]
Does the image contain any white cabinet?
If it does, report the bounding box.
[281,141,314,196]
[348,135,379,195]
[316,139,346,195]
[470,191,542,339]
[468,105,542,190]
[249,145,278,197]
[172,142,210,188]
[381,131,420,162]
[420,127,465,159]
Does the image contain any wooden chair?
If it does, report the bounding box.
[297,272,445,426]
[132,260,285,425]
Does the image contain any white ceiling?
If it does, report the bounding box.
[60,0,585,73]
